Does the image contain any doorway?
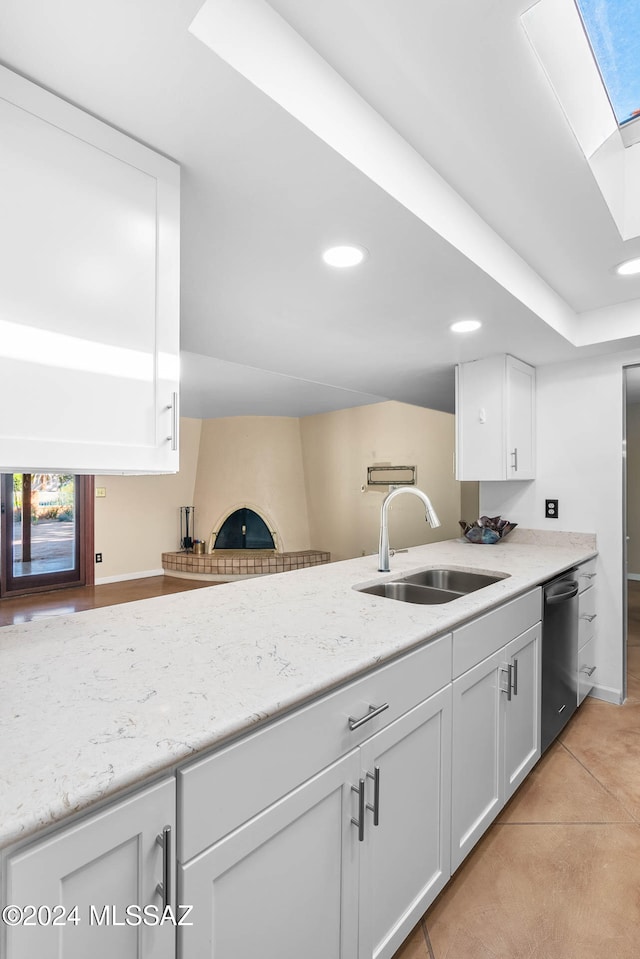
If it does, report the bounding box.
[0,474,94,597]
[623,367,640,701]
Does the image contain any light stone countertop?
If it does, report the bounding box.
[0,531,596,850]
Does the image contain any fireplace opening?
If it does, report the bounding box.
[213,508,276,550]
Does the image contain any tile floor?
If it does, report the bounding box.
[392,583,640,959]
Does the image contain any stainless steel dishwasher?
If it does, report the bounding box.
[541,570,580,752]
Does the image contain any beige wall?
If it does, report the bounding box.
[193,417,311,552]
[93,417,202,580]
[94,404,476,578]
[299,400,465,562]
[627,403,640,576]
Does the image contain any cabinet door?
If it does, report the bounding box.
[455,355,505,481]
[0,65,179,474]
[179,751,360,959]
[505,356,535,479]
[5,778,175,959]
[503,623,541,800]
[451,648,505,871]
[358,686,452,959]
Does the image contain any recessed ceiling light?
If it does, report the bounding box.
[322,245,367,268]
[450,319,482,333]
[616,257,640,276]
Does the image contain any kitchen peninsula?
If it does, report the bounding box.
[0,530,597,959]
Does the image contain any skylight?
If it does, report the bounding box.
[575,0,640,129]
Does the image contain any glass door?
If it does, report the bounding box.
[0,474,94,597]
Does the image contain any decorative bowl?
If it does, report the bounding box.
[459,516,517,545]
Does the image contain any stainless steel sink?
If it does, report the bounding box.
[358,582,463,605]
[398,569,504,592]
[356,567,508,605]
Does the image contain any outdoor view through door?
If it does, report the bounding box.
[0,474,94,597]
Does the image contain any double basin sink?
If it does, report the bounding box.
[357,568,508,605]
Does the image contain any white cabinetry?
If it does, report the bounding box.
[358,686,451,959]
[577,558,598,703]
[4,778,176,959]
[456,354,535,481]
[0,65,180,474]
[451,591,541,871]
[180,751,361,958]
[177,636,452,959]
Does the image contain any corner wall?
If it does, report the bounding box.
[193,416,311,552]
[479,349,640,703]
[299,400,464,561]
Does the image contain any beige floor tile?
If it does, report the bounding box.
[498,741,631,824]
[425,822,640,959]
[561,701,640,821]
[392,923,430,959]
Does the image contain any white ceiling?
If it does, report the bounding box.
[1,0,640,417]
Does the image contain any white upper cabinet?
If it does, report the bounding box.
[0,66,180,473]
[455,354,535,481]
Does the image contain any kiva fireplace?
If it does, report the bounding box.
[162,505,330,581]
[212,507,276,551]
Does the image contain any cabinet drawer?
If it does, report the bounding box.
[579,586,597,649]
[577,558,597,593]
[578,636,596,704]
[452,589,541,678]
[178,633,452,862]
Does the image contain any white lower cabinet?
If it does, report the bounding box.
[358,686,451,959]
[179,751,361,959]
[178,679,452,959]
[1,586,557,959]
[4,778,176,959]
[451,622,541,872]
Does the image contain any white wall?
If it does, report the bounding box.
[480,349,640,703]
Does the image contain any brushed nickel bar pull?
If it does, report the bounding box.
[351,780,366,842]
[348,702,389,731]
[580,613,597,622]
[511,448,518,471]
[581,572,597,579]
[512,658,518,696]
[166,392,178,450]
[506,664,513,701]
[366,766,381,826]
[155,825,171,908]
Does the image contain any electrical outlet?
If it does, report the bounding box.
[95,552,103,563]
[545,499,559,520]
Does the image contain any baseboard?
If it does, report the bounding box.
[589,682,623,706]
[627,573,640,581]
[95,568,165,585]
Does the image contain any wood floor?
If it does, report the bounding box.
[0,575,217,627]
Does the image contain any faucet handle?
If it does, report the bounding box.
[389,548,409,556]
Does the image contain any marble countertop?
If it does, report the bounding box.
[0,530,596,850]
